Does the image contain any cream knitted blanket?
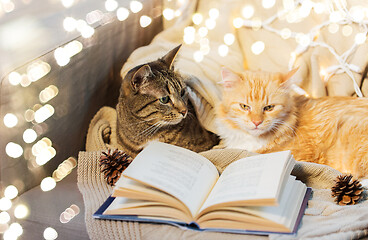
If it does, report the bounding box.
[77,106,368,240]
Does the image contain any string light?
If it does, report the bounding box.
[54,41,83,66]
[4,185,18,200]
[224,33,235,45]
[193,51,204,62]
[139,15,152,28]
[130,0,142,13]
[27,61,51,83]
[86,10,104,25]
[61,0,74,8]
[163,8,175,20]
[0,212,10,224]
[63,17,76,32]
[208,8,219,19]
[40,177,56,192]
[105,0,118,12]
[280,28,292,39]
[205,18,216,30]
[6,223,23,238]
[14,205,29,219]
[60,204,80,223]
[198,27,208,37]
[81,25,95,38]
[52,157,77,182]
[3,113,18,128]
[23,129,37,143]
[242,5,254,19]
[117,7,129,21]
[355,32,367,45]
[239,1,367,97]
[328,23,339,33]
[0,198,12,211]
[251,41,265,55]
[233,17,243,28]
[262,0,276,9]
[192,13,203,25]
[32,138,56,166]
[5,142,23,159]
[24,109,35,122]
[43,227,58,240]
[8,72,21,86]
[39,85,59,103]
[20,74,31,87]
[218,44,229,57]
[313,2,325,14]
[342,25,353,37]
[34,104,55,123]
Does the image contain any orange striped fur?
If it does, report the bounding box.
[216,68,368,178]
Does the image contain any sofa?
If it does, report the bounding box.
[0,0,163,239]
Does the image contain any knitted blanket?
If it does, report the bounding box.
[77,106,368,240]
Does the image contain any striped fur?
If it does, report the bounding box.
[116,46,219,158]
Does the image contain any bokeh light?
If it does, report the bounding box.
[3,113,18,128]
[117,7,129,21]
[242,5,254,19]
[130,0,143,13]
[14,205,29,219]
[0,198,12,211]
[5,142,23,159]
[43,227,58,240]
[251,41,265,55]
[163,8,175,20]
[4,186,18,200]
[23,129,37,143]
[139,15,152,28]
[40,177,56,192]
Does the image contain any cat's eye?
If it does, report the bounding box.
[159,96,170,104]
[239,103,250,111]
[263,105,275,111]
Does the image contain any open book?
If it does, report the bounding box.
[94,141,310,234]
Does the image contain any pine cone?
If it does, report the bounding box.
[99,149,132,186]
[331,174,363,205]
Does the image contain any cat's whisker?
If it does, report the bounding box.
[137,122,162,138]
[122,117,160,127]
[151,122,164,136]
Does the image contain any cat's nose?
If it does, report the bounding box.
[180,109,188,117]
[252,120,262,127]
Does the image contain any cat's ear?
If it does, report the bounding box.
[281,67,299,87]
[131,64,152,92]
[161,44,182,69]
[219,67,241,90]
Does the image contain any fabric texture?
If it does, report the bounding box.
[77,106,368,240]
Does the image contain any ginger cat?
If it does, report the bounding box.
[216,67,368,178]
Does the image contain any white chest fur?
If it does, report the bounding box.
[216,119,269,152]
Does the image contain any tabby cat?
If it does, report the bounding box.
[216,67,368,178]
[116,45,219,158]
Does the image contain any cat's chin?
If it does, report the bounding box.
[162,118,184,125]
[246,128,267,136]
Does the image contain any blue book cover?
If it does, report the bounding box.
[93,188,312,235]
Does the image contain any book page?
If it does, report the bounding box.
[118,141,219,217]
[198,151,292,213]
